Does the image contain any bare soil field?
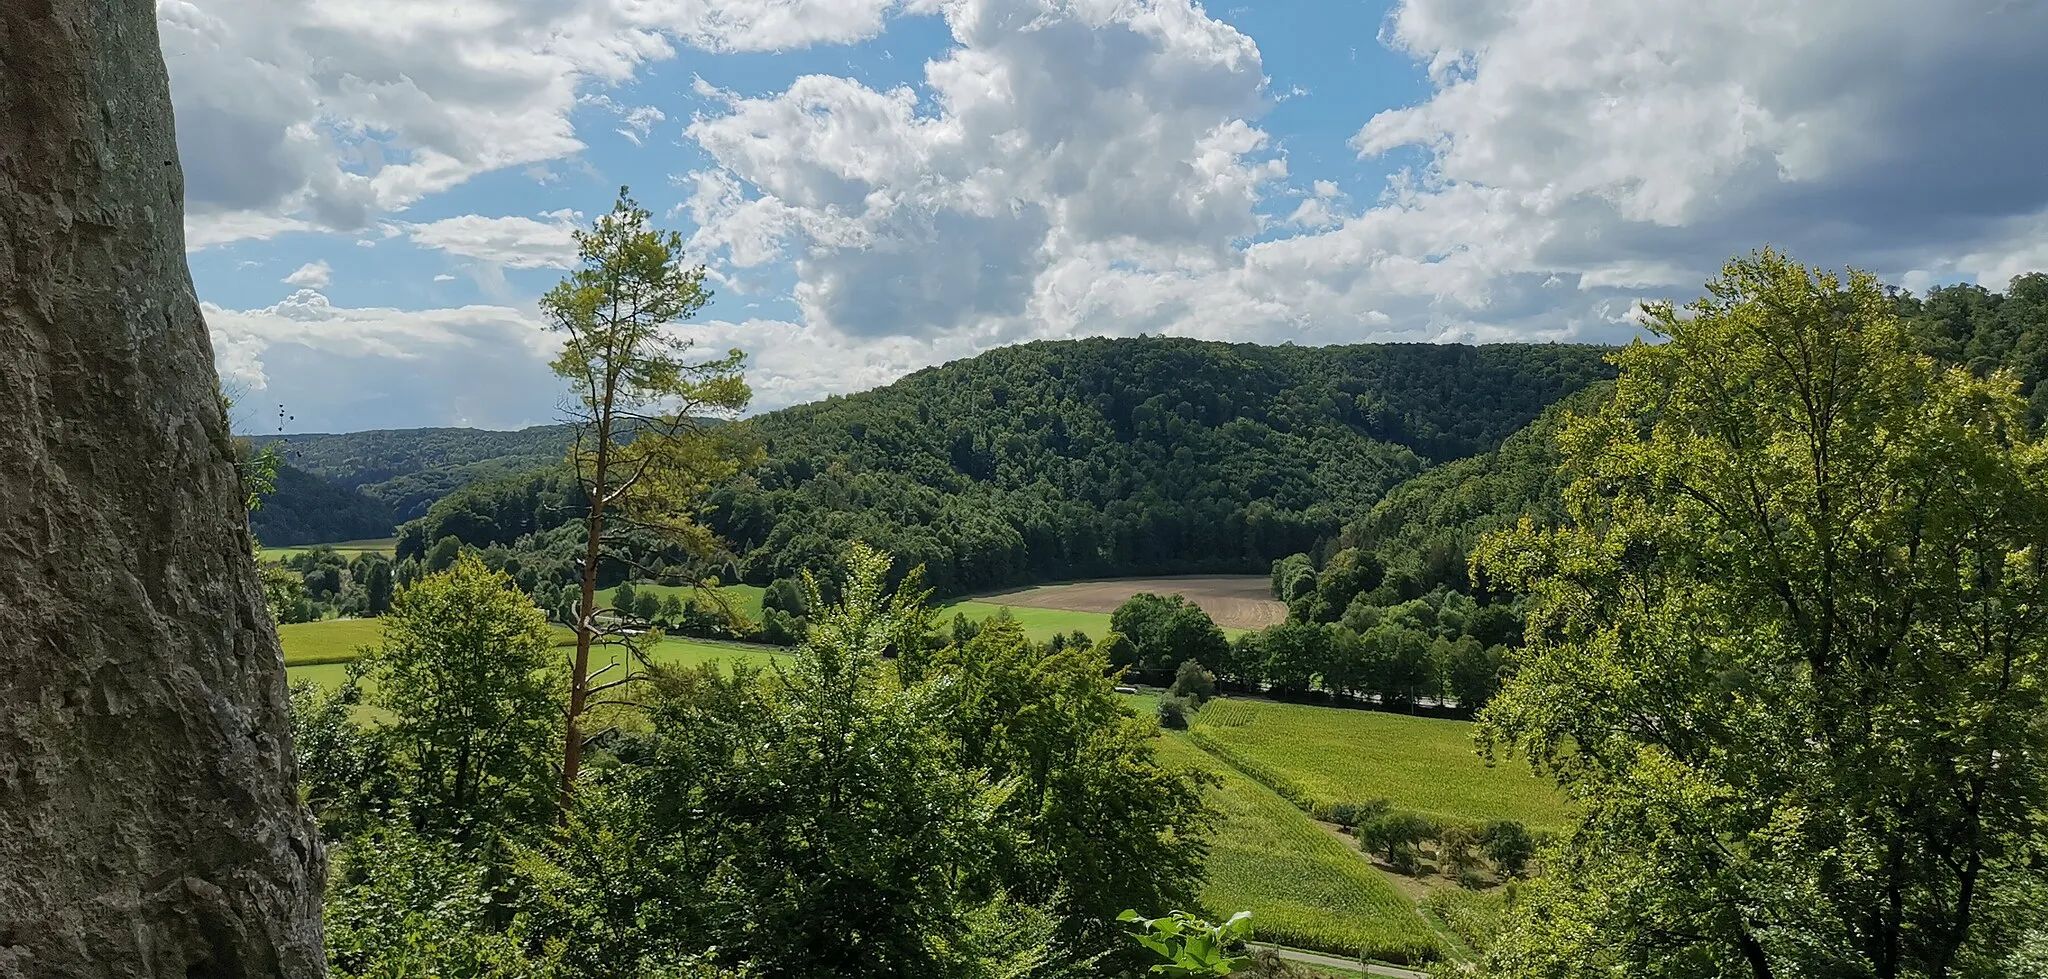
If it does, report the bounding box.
[975,575,1287,631]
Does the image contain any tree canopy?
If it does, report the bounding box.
[1474,250,2048,978]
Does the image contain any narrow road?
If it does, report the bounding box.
[1249,942,1429,979]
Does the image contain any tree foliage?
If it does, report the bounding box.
[366,554,562,838]
[1474,250,2048,978]
[543,186,753,804]
[1111,593,1230,680]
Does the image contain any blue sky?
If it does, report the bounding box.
[163,0,2048,434]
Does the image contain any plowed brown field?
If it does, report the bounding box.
[975,575,1286,631]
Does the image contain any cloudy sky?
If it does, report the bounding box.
[170,0,2048,434]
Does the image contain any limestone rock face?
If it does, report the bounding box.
[0,1,327,976]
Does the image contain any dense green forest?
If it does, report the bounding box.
[704,338,1610,593]
[1210,274,2048,717]
[259,423,577,522]
[248,463,399,546]
[368,337,1612,603]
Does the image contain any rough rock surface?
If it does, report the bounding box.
[0,1,327,976]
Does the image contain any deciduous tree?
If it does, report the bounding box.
[368,555,561,839]
[1476,250,2048,978]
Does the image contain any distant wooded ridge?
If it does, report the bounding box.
[251,337,1616,594]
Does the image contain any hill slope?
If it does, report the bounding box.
[258,423,575,522]
[1338,381,1613,588]
[248,464,398,547]
[297,336,1613,596]
[700,337,1614,594]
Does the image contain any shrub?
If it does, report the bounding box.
[1326,799,1392,829]
[1170,659,1218,704]
[1158,696,1193,730]
[1480,820,1536,878]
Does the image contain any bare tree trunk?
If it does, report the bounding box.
[0,2,326,976]
[559,459,607,813]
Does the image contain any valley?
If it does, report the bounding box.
[277,567,1558,968]
[248,276,2048,976]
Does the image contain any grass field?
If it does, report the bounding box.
[587,585,1117,645]
[261,538,398,562]
[1187,698,1570,828]
[277,619,386,664]
[281,617,791,691]
[1155,733,1443,965]
[933,600,1115,643]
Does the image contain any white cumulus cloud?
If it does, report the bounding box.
[407,212,584,269]
[281,260,332,288]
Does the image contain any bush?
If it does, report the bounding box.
[1436,824,1484,886]
[1169,659,1217,704]
[1359,812,1432,875]
[1481,819,1536,878]
[1326,798,1391,829]
[1158,696,1193,730]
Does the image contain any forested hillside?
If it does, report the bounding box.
[259,423,575,522]
[1232,272,2048,720]
[392,337,1613,598]
[700,338,1610,594]
[247,464,397,546]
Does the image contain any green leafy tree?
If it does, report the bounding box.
[632,589,662,623]
[1096,630,1139,672]
[259,559,309,623]
[366,554,561,838]
[1475,250,2048,978]
[287,668,391,838]
[1270,553,1316,602]
[1169,659,1217,704]
[324,820,567,979]
[1111,593,1229,677]
[1437,824,1484,887]
[1479,820,1535,879]
[1118,910,1253,977]
[358,555,395,615]
[1359,812,1431,875]
[762,576,807,616]
[546,186,754,806]
[525,544,1019,978]
[1258,620,1327,697]
[424,534,462,572]
[1359,623,1431,708]
[930,616,1213,961]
